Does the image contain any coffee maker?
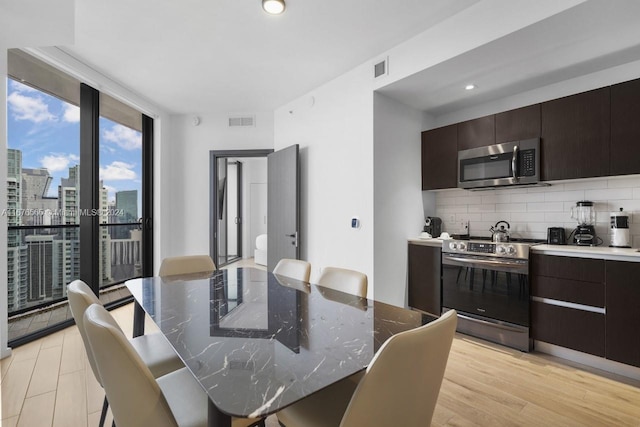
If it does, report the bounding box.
[610,207,631,248]
[570,201,597,246]
[424,216,442,237]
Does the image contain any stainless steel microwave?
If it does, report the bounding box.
[458,138,540,189]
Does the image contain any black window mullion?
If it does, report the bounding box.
[141,114,154,276]
[79,83,100,294]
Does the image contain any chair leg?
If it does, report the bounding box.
[99,396,109,427]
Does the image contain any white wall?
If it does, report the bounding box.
[165,113,274,257]
[0,0,75,359]
[372,93,424,306]
[274,64,375,290]
[1,47,9,358]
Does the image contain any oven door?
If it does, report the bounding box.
[442,253,530,327]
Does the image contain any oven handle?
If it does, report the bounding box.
[456,313,528,333]
[443,254,528,274]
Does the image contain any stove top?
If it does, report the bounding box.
[451,235,546,244]
[442,236,540,259]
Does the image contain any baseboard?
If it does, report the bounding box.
[535,340,640,381]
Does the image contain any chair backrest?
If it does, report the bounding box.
[67,280,103,386]
[84,304,178,427]
[158,255,216,277]
[317,267,368,298]
[273,258,311,282]
[340,310,457,427]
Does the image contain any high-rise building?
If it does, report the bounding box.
[113,190,138,239]
[21,168,57,226]
[7,149,28,311]
[56,166,80,290]
[116,190,138,223]
[99,183,112,285]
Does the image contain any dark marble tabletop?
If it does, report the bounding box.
[126,267,432,418]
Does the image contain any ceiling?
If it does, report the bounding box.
[54,0,640,118]
[377,0,640,117]
[59,0,480,114]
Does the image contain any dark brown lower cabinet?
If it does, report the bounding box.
[408,244,441,316]
[531,301,605,357]
[605,261,640,368]
[531,254,605,357]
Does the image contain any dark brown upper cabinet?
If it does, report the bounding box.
[541,88,610,181]
[457,115,495,150]
[422,124,457,190]
[495,104,541,143]
[610,78,640,176]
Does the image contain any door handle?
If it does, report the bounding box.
[286,232,298,247]
[512,145,519,181]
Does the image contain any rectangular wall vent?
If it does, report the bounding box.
[374,58,388,78]
[228,115,255,127]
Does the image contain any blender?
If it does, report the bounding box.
[570,201,597,245]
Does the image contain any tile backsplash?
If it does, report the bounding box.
[433,175,640,247]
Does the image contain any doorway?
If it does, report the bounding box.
[210,150,273,268]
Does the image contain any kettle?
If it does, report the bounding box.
[490,221,510,242]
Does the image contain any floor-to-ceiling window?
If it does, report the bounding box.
[6,50,153,345]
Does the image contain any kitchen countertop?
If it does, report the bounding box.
[408,238,640,262]
[408,237,446,248]
[530,244,640,262]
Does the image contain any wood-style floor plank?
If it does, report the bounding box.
[3,289,640,427]
[17,391,56,427]
[26,345,62,398]
[1,358,37,419]
[52,369,87,427]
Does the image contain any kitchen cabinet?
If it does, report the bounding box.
[540,87,610,181]
[457,115,495,150]
[408,243,441,316]
[421,125,457,190]
[530,254,605,357]
[495,104,540,144]
[610,78,640,176]
[605,261,640,368]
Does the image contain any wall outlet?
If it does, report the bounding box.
[459,220,469,234]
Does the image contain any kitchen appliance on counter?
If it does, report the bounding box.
[441,238,534,352]
[570,200,598,246]
[490,220,510,242]
[610,208,631,248]
[424,216,442,237]
[547,227,566,245]
[457,138,541,190]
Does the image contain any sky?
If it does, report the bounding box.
[6,79,142,212]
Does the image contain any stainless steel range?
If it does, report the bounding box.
[441,238,537,351]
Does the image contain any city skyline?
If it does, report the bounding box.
[7,79,142,212]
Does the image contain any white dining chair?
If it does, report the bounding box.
[317,266,368,298]
[84,303,265,427]
[67,280,184,427]
[273,258,311,282]
[158,254,216,277]
[276,310,458,427]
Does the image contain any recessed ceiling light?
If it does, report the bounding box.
[465,84,476,91]
[263,0,285,14]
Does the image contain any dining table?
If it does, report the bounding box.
[126,267,434,427]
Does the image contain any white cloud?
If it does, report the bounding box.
[100,161,137,181]
[10,80,38,93]
[40,153,79,173]
[102,124,141,150]
[8,92,57,123]
[62,104,80,123]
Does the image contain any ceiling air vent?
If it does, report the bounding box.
[228,115,255,127]
[374,57,388,78]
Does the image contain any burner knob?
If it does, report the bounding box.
[458,242,467,251]
[506,245,516,255]
[496,245,506,255]
[450,242,458,250]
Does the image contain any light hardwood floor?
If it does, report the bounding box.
[2,302,640,426]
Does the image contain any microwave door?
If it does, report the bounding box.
[459,152,514,186]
